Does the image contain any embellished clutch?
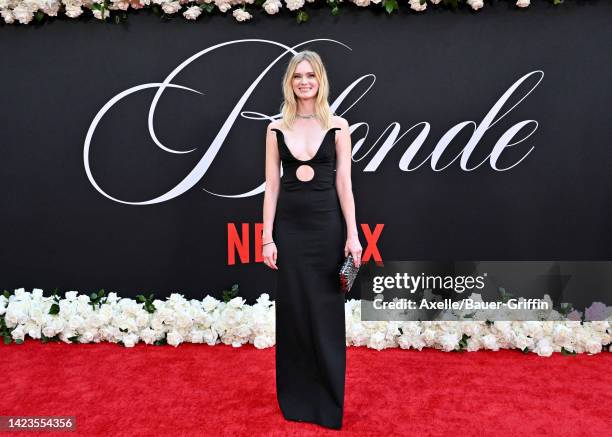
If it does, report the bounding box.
[339,254,360,294]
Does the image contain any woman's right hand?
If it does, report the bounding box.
[263,242,278,270]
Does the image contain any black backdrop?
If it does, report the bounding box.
[1,1,611,301]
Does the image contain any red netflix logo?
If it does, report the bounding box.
[227,223,384,265]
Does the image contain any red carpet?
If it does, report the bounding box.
[1,340,610,436]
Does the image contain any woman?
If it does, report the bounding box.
[261,50,362,430]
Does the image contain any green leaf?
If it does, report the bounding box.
[49,303,59,315]
[331,6,339,15]
[561,346,576,356]
[384,0,398,15]
[296,10,309,23]
[3,336,11,345]
[521,347,529,354]
[201,3,215,13]
[136,295,146,303]
[553,0,563,4]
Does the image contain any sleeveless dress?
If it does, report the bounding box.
[271,126,347,430]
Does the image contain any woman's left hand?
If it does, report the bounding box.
[344,235,363,267]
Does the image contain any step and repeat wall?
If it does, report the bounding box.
[1,2,611,301]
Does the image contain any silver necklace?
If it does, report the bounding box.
[297,113,316,119]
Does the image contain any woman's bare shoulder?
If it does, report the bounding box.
[268,119,282,132]
[332,115,349,130]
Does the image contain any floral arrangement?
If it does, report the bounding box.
[0,0,569,25]
[2,287,610,357]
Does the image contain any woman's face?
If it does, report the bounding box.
[292,60,319,101]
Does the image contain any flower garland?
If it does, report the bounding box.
[0,0,570,25]
[1,287,610,356]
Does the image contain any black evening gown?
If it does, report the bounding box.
[271,126,346,430]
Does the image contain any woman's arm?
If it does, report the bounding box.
[262,122,281,269]
[334,116,363,266]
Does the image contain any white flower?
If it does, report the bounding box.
[65,291,78,301]
[467,0,483,10]
[12,3,34,24]
[583,338,602,355]
[516,0,530,7]
[430,0,441,3]
[167,330,183,346]
[285,0,303,11]
[92,7,110,19]
[439,332,460,351]
[122,333,139,347]
[1,9,16,24]
[352,0,369,6]
[408,0,426,12]
[481,334,500,351]
[202,295,219,312]
[11,324,26,341]
[0,295,7,315]
[534,337,553,356]
[227,296,245,309]
[183,4,201,19]
[161,0,180,14]
[232,8,251,22]
[263,0,281,13]
[214,0,230,12]
[367,331,386,350]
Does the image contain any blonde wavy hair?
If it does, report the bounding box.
[278,50,334,131]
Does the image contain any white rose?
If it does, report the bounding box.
[0,295,7,315]
[65,291,78,301]
[23,321,39,339]
[352,0,369,6]
[183,5,201,19]
[189,329,204,343]
[516,0,529,7]
[583,339,602,355]
[167,330,183,347]
[481,334,500,351]
[111,0,130,9]
[107,292,119,304]
[202,295,218,312]
[253,334,273,349]
[227,296,245,309]
[285,0,303,11]
[80,330,95,343]
[439,332,460,351]
[202,328,218,345]
[534,337,553,356]
[466,336,482,352]
[140,328,158,344]
[367,331,386,350]
[68,315,85,330]
[263,0,281,13]
[92,8,110,19]
[11,325,26,341]
[122,333,139,347]
[409,0,426,12]
[161,0,180,13]
[467,0,483,10]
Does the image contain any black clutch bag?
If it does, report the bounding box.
[339,254,360,294]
